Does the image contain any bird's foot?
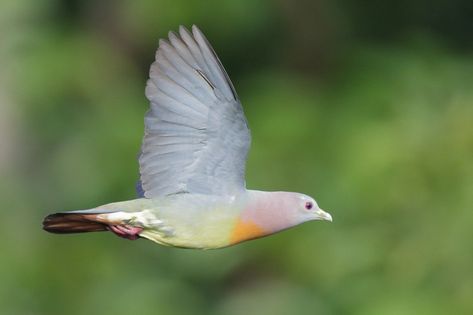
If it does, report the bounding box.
[107,224,143,240]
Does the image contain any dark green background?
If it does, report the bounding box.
[1,0,472,314]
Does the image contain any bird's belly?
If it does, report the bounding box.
[137,207,238,249]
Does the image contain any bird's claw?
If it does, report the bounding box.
[107,224,143,240]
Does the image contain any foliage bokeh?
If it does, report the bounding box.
[1,0,472,314]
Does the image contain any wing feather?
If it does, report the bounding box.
[139,25,251,197]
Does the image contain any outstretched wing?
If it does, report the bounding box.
[139,25,251,198]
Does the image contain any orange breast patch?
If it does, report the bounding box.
[230,218,267,245]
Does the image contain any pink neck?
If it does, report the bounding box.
[241,191,297,233]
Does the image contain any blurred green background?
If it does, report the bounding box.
[1,0,472,314]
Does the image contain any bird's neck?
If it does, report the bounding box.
[229,190,297,245]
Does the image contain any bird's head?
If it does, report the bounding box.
[292,193,333,223]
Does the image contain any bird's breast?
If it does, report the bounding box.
[229,217,268,245]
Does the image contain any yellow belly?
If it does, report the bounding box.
[138,214,237,249]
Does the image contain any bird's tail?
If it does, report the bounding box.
[42,210,114,234]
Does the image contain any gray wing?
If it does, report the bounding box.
[139,25,251,198]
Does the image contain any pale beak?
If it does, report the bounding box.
[316,208,333,222]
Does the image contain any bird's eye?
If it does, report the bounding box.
[305,202,313,210]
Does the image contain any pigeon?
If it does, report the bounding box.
[42,25,332,249]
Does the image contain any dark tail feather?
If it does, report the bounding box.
[43,213,109,234]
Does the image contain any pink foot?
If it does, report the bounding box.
[107,224,143,240]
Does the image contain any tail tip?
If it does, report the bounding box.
[42,212,107,234]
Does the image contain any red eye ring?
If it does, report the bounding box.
[305,202,313,210]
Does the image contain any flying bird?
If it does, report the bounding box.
[43,25,332,249]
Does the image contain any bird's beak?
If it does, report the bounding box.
[316,208,333,222]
